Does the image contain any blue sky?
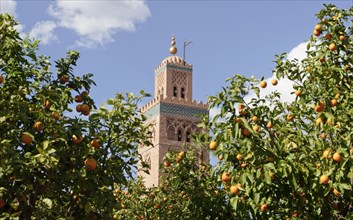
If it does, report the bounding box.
[1,1,352,106]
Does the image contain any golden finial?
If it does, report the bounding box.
[169,34,177,55]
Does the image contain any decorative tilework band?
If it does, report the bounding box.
[155,64,193,76]
[143,102,208,119]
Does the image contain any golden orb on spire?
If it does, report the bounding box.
[169,34,177,55]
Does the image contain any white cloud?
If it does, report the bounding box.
[45,0,151,48]
[30,20,58,45]
[0,0,17,16]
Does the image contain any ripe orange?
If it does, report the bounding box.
[51,111,60,120]
[45,99,51,110]
[271,79,278,86]
[230,184,241,196]
[333,188,341,197]
[218,155,223,161]
[0,199,4,209]
[314,102,325,112]
[163,161,170,167]
[221,172,231,182]
[252,116,258,122]
[320,175,329,184]
[209,141,217,151]
[332,152,342,162]
[72,135,83,145]
[266,121,273,129]
[242,128,251,136]
[330,99,337,107]
[33,121,44,132]
[84,158,97,171]
[316,117,324,126]
[260,204,268,212]
[236,154,243,161]
[320,57,326,62]
[287,114,294,121]
[314,24,322,32]
[325,34,332,40]
[241,163,247,168]
[0,75,4,84]
[252,125,260,132]
[75,95,83,103]
[329,43,337,51]
[321,133,327,139]
[59,75,69,84]
[76,104,82,112]
[327,118,333,126]
[90,139,101,148]
[81,104,90,116]
[21,134,33,145]
[313,30,321,36]
[179,151,185,159]
[339,35,346,41]
[238,103,246,111]
[323,149,331,159]
[259,80,267,88]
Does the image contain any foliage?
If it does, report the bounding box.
[205,4,353,219]
[113,149,235,220]
[0,13,151,219]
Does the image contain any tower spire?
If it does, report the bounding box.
[169,34,177,55]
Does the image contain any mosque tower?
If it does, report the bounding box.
[138,34,209,187]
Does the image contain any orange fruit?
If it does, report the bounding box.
[242,128,251,136]
[332,152,342,162]
[33,121,44,132]
[260,204,268,212]
[76,104,82,112]
[321,133,327,139]
[314,102,325,112]
[241,163,247,168]
[81,104,90,116]
[236,153,243,161]
[314,24,322,32]
[252,125,260,132]
[84,158,97,171]
[90,139,101,148]
[163,161,170,167]
[0,75,4,84]
[333,188,341,197]
[75,95,83,103]
[179,151,185,158]
[209,141,217,151]
[287,114,294,121]
[323,149,331,159]
[0,199,4,209]
[271,79,278,86]
[316,117,324,125]
[313,29,321,36]
[81,91,89,97]
[339,35,346,41]
[329,43,337,51]
[230,184,241,196]
[59,75,69,84]
[327,118,333,126]
[218,155,223,161]
[266,121,273,129]
[72,135,83,145]
[292,212,298,218]
[21,134,33,145]
[252,116,258,122]
[295,90,302,96]
[320,175,329,184]
[259,80,267,88]
[325,34,332,40]
[51,111,60,120]
[44,99,51,110]
[320,57,326,62]
[330,99,337,107]
[221,172,231,182]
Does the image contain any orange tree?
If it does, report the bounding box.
[113,148,236,220]
[0,14,151,218]
[204,4,353,219]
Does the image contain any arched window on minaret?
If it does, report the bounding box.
[186,131,191,142]
[181,87,185,99]
[173,86,178,97]
[177,130,182,141]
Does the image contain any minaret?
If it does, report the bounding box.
[138,34,209,187]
